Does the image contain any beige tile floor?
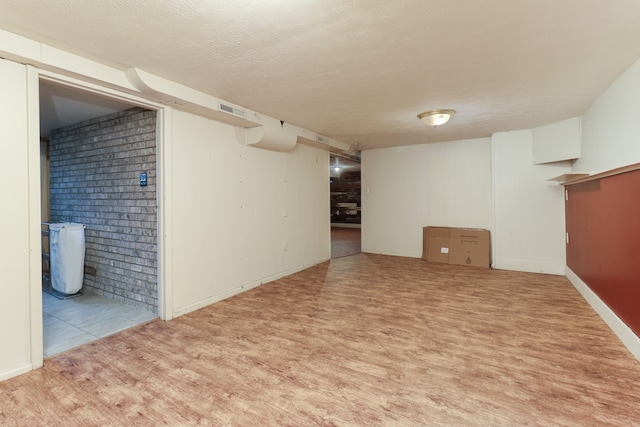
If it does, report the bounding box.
[42,291,157,357]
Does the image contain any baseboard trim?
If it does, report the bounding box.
[172,258,330,318]
[0,363,32,382]
[492,258,565,275]
[565,266,640,362]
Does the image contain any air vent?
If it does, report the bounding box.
[219,103,246,118]
[316,135,328,144]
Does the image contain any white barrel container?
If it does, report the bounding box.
[49,222,86,295]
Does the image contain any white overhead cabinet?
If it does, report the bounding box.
[532,117,581,165]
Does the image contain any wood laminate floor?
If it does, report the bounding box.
[2,253,640,426]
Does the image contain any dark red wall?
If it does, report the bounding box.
[566,169,640,336]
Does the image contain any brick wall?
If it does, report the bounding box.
[49,107,157,313]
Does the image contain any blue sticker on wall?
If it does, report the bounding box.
[140,172,147,186]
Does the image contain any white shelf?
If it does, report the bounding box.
[549,163,640,185]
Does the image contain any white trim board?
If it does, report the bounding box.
[492,258,565,275]
[565,266,640,362]
[0,364,33,382]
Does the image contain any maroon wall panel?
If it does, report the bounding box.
[566,169,640,336]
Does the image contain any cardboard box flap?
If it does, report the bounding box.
[424,226,450,238]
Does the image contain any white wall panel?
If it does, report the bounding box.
[492,130,570,274]
[286,146,330,268]
[0,59,32,381]
[362,138,492,258]
[170,111,216,310]
[170,110,330,316]
[361,145,430,257]
[575,58,640,172]
[425,138,492,229]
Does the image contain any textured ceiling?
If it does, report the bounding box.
[2,0,640,150]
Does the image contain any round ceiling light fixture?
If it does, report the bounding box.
[417,109,456,127]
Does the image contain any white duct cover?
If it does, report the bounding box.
[125,68,348,152]
[240,116,298,152]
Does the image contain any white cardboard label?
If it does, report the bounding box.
[441,247,449,254]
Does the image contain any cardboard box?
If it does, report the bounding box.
[423,226,491,267]
[422,227,451,263]
[426,237,451,263]
[425,226,450,239]
[450,228,490,241]
[448,238,490,267]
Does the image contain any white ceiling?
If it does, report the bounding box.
[3,0,640,150]
[39,82,134,137]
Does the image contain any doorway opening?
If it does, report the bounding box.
[39,79,159,357]
[330,153,361,259]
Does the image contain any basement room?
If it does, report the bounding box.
[1,1,640,425]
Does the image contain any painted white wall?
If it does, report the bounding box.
[575,58,640,172]
[170,110,330,316]
[0,59,32,381]
[492,130,570,274]
[361,138,492,258]
[425,138,493,229]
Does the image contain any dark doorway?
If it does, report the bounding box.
[330,153,361,259]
